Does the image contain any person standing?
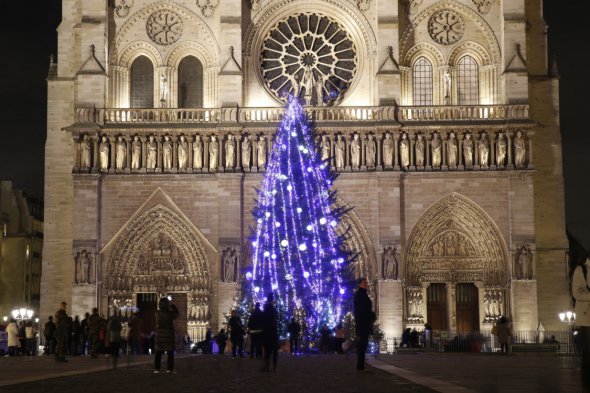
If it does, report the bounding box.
[573,258,590,388]
[129,312,143,354]
[44,316,56,355]
[6,319,19,357]
[71,315,81,355]
[107,313,123,369]
[247,302,263,359]
[54,301,71,362]
[154,297,179,373]
[495,316,512,355]
[228,310,245,358]
[260,293,279,372]
[354,277,375,371]
[87,307,100,358]
[287,318,301,355]
[80,312,90,355]
[25,320,36,357]
[215,329,227,354]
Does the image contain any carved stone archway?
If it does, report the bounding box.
[404,193,509,327]
[103,203,211,338]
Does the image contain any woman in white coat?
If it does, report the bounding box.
[7,319,19,356]
[573,257,590,388]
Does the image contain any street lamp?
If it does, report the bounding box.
[559,310,576,354]
[11,307,34,322]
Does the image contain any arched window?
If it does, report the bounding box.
[178,56,204,108]
[457,56,479,105]
[413,57,433,106]
[130,56,154,108]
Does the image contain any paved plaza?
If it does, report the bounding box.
[0,353,586,393]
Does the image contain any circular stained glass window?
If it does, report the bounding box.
[260,13,357,105]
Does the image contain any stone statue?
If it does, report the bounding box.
[400,133,410,168]
[242,136,251,168]
[463,133,473,167]
[431,133,441,167]
[147,136,157,169]
[163,135,172,169]
[514,130,526,167]
[365,135,376,167]
[517,246,529,279]
[223,248,237,282]
[383,133,393,167]
[82,250,91,284]
[302,65,314,106]
[80,135,91,170]
[193,135,203,169]
[225,134,235,169]
[116,136,126,170]
[321,135,330,162]
[178,135,188,170]
[350,134,360,168]
[99,136,109,171]
[444,69,451,99]
[447,132,457,167]
[315,74,326,106]
[131,136,141,169]
[291,74,301,98]
[257,136,267,169]
[478,133,489,167]
[415,134,425,167]
[160,73,168,102]
[496,133,507,167]
[209,135,219,171]
[383,247,399,280]
[335,135,345,169]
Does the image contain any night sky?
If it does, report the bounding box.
[0,0,588,247]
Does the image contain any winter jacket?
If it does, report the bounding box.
[155,304,179,352]
[261,302,278,347]
[7,322,19,346]
[354,287,374,336]
[573,263,590,327]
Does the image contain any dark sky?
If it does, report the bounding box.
[0,0,588,248]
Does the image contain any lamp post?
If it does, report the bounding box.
[559,310,576,354]
[11,307,34,322]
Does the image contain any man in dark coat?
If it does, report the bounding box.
[87,308,100,358]
[287,318,301,354]
[228,310,245,358]
[54,301,71,362]
[154,297,179,373]
[247,302,263,358]
[44,316,56,355]
[354,277,374,371]
[260,293,279,372]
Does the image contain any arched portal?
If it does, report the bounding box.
[404,193,509,331]
[103,204,210,341]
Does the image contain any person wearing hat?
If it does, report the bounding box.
[54,301,71,362]
[154,297,179,373]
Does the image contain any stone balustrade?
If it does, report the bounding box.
[71,128,534,175]
[74,104,526,125]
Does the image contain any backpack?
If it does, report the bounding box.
[572,264,589,307]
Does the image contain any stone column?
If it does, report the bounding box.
[73,136,80,172]
[425,133,431,170]
[141,136,147,171]
[109,138,116,173]
[126,137,132,172]
[345,133,351,172]
[442,133,448,171]
[506,132,514,169]
[171,135,178,173]
[527,133,534,169]
[376,133,382,171]
[474,133,480,170]
[204,137,210,172]
[188,137,194,172]
[490,133,496,170]
[393,133,400,171]
[237,134,242,171]
[157,136,163,172]
[458,132,464,169]
[409,133,416,171]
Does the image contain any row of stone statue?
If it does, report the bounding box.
[319,130,529,170]
[76,134,269,172]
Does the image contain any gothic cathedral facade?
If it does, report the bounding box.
[43,0,567,341]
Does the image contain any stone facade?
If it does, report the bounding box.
[43,0,568,341]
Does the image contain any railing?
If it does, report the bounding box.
[382,330,579,355]
[75,104,528,125]
[399,105,529,122]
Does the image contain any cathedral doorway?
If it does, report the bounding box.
[427,283,448,330]
[137,293,158,337]
[455,283,479,332]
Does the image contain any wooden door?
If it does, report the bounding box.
[427,283,448,331]
[455,283,479,332]
[136,293,158,336]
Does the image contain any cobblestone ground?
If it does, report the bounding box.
[0,354,436,393]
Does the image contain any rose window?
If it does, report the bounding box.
[146,10,183,45]
[260,13,357,105]
[427,10,464,45]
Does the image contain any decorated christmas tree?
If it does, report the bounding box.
[243,96,354,343]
